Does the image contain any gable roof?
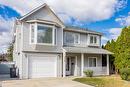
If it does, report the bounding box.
[19,3,65,26]
[19,3,102,35]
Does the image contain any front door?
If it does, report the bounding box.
[66,57,75,76]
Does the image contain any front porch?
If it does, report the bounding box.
[62,47,113,77]
[63,53,109,77]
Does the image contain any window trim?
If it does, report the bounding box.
[30,23,55,45]
[88,57,97,67]
[64,32,80,45]
[88,34,99,46]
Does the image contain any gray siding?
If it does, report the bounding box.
[66,53,81,76]
[63,31,101,47]
[24,6,64,27]
[84,54,102,67]
[22,23,63,52]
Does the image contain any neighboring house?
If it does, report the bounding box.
[13,3,112,79]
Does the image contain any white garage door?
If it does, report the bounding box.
[29,55,57,78]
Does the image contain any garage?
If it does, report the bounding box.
[28,55,58,78]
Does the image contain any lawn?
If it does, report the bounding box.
[73,75,130,87]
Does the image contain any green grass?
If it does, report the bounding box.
[73,76,130,87]
[74,78,106,87]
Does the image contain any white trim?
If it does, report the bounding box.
[74,33,80,44]
[81,53,84,76]
[20,4,46,20]
[62,28,64,46]
[62,50,66,77]
[74,56,78,76]
[37,23,54,45]
[64,32,80,45]
[88,34,100,46]
[30,23,55,46]
[20,22,24,79]
[20,4,65,27]
[34,22,37,44]
[88,57,97,67]
[107,54,109,75]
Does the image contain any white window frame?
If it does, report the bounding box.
[74,33,80,44]
[88,57,97,67]
[64,32,80,45]
[88,34,99,46]
[30,23,55,45]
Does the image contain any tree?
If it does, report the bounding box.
[7,43,13,61]
[104,39,116,73]
[114,27,130,70]
[104,27,130,73]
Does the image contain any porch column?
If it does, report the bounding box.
[107,54,109,75]
[81,53,84,76]
[74,56,78,76]
[63,50,66,77]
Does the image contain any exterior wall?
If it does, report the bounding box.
[66,53,107,76]
[22,22,63,52]
[24,6,64,27]
[21,52,62,79]
[63,31,101,47]
[13,22,23,78]
[66,53,81,76]
[84,54,107,75]
[20,5,64,52]
[84,54,102,67]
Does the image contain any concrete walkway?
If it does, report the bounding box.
[2,77,93,87]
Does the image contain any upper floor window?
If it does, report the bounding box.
[30,23,55,45]
[37,25,52,44]
[90,35,97,44]
[64,32,80,44]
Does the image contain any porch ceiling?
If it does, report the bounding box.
[63,47,113,54]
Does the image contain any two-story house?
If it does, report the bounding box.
[13,3,112,79]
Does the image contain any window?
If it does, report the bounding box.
[30,23,55,45]
[30,24,35,43]
[90,35,97,44]
[88,57,97,67]
[65,32,80,44]
[74,33,80,44]
[37,25,52,44]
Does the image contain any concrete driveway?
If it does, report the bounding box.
[2,77,93,87]
[0,74,18,87]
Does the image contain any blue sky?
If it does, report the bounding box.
[0,0,130,53]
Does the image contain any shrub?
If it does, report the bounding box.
[84,70,93,77]
[120,68,130,80]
